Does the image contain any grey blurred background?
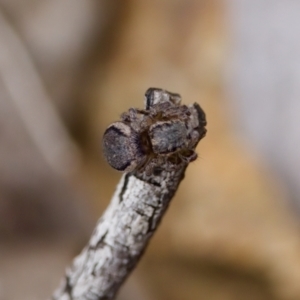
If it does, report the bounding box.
[1,1,300,300]
[227,0,300,210]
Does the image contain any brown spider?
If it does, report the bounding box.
[102,88,207,174]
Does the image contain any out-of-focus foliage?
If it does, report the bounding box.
[1,1,300,300]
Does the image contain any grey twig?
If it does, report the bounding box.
[52,88,207,300]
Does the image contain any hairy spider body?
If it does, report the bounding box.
[102,88,207,173]
[102,122,147,172]
[149,120,187,154]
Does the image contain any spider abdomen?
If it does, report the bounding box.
[102,122,146,172]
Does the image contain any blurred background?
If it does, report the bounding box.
[1,0,300,299]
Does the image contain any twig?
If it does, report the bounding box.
[52,88,207,300]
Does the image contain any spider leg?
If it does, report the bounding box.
[179,150,198,163]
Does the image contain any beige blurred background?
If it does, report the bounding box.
[1,1,300,299]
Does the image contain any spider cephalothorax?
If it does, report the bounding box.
[102,88,207,174]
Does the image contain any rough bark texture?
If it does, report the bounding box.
[52,90,206,300]
[53,166,187,300]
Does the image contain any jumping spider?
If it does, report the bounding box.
[102,88,207,175]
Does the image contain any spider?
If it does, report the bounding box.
[102,88,207,175]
